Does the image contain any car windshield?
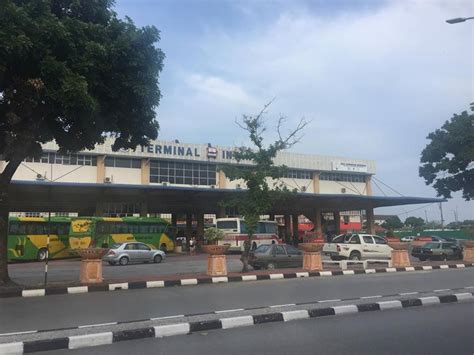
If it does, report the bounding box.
[424,242,440,249]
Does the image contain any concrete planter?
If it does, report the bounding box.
[76,248,109,284]
[388,242,410,267]
[462,240,474,262]
[298,243,323,271]
[202,245,230,276]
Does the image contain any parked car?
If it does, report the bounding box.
[411,242,462,261]
[400,236,415,242]
[414,235,445,242]
[103,242,166,266]
[249,244,303,270]
[323,234,392,260]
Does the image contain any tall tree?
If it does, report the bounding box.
[419,104,474,201]
[381,216,403,230]
[222,102,309,272]
[0,0,164,285]
[404,216,425,229]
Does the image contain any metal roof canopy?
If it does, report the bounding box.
[7,180,445,215]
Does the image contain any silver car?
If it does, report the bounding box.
[103,242,166,266]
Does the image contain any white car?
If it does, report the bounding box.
[400,236,415,242]
[323,234,393,260]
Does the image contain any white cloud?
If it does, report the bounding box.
[156,0,473,221]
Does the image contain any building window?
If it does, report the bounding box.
[104,157,141,169]
[25,153,97,166]
[150,160,216,186]
[282,170,312,179]
[319,172,366,183]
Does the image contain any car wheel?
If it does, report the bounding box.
[108,261,116,266]
[349,252,361,261]
[154,254,163,264]
[119,256,129,266]
[37,248,48,261]
[418,257,426,262]
[267,262,275,270]
[160,243,167,252]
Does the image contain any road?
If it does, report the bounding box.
[1,268,472,333]
[49,302,474,355]
[8,253,457,285]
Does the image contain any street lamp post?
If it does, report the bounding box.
[446,17,474,24]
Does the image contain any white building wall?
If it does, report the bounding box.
[319,181,367,195]
[104,167,141,185]
[12,163,97,183]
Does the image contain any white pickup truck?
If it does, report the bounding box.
[323,233,392,260]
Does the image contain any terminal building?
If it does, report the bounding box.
[1,138,441,240]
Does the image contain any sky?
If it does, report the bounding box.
[114,0,473,224]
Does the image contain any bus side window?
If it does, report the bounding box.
[9,222,19,235]
[139,224,149,234]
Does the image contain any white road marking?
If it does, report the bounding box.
[332,305,358,315]
[422,266,433,270]
[439,265,449,269]
[0,342,23,354]
[69,332,113,349]
[296,272,309,277]
[360,295,382,299]
[454,293,474,302]
[180,279,198,286]
[342,270,355,275]
[434,289,450,293]
[150,315,184,321]
[154,323,190,337]
[281,310,309,321]
[318,299,341,303]
[0,330,37,337]
[399,292,418,296]
[419,296,440,305]
[67,286,88,294]
[405,267,415,271]
[269,273,284,280]
[108,283,128,291]
[146,280,165,288]
[269,303,296,308]
[214,309,245,314]
[220,316,254,329]
[22,289,45,297]
[78,322,117,329]
[241,275,257,281]
[377,300,402,310]
[212,277,228,283]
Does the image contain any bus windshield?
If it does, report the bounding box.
[216,220,238,231]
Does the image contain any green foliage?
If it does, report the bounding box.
[221,102,308,271]
[404,216,425,229]
[381,216,403,230]
[419,104,474,200]
[0,0,164,163]
[203,227,225,244]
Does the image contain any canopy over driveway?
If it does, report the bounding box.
[7,180,445,217]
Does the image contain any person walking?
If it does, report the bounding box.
[189,236,196,255]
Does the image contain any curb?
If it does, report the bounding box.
[1,291,472,354]
[1,263,472,299]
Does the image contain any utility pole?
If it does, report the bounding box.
[424,210,428,224]
[439,203,444,230]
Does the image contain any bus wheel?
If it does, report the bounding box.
[119,256,129,266]
[160,244,167,252]
[37,248,48,262]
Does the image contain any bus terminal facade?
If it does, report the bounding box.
[1,138,442,241]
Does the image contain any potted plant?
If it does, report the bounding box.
[298,231,325,252]
[201,227,229,255]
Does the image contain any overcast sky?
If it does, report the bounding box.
[114,0,473,223]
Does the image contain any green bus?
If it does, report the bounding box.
[7,216,174,262]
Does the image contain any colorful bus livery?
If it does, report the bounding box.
[7,217,86,261]
[92,217,174,252]
[7,216,175,262]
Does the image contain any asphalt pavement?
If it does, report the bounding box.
[1,267,472,334]
[46,302,474,355]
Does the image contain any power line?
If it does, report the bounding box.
[372,179,387,196]
[395,202,437,216]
